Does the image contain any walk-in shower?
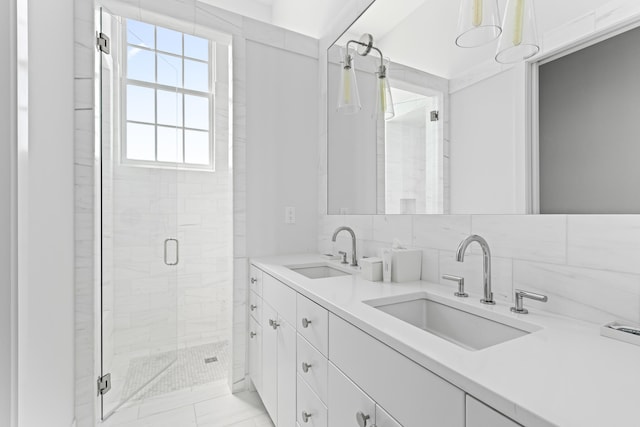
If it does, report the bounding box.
[97,7,233,420]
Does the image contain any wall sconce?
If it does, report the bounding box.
[337,34,395,120]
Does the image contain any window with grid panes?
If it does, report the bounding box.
[123,19,213,168]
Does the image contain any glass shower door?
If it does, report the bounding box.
[98,8,180,419]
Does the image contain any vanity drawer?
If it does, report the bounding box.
[376,405,402,427]
[249,265,263,296]
[249,290,261,324]
[328,363,376,427]
[248,316,262,394]
[466,396,521,427]
[297,293,329,356]
[297,333,328,404]
[263,273,297,325]
[329,314,464,427]
[297,374,328,427]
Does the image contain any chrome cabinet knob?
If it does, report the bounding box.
[250,331,257,338]
[250,277,257,284]
[250,304,257,311]
[301,362,312,373]
[269,319,280,330]
[355,411,370,427]
[301,318,312,328]
[301,411,312,423]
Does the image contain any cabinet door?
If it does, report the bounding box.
[466,396,521,427]
[328,363,376,427]
[248,317,262,394]
[261,302,278,422]
[277,317,297,427]
[376,405,402,427]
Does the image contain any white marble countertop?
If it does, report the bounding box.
[252,254,640,427]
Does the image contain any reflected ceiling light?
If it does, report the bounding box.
[337,33,395,120]
[455,0,503,48]
[495,0,540,63]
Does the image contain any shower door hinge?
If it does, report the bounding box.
[96,32,110,54]
[97,373,111,396]
[430,110,440,122]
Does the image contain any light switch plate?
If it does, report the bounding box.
[285,207,296,224]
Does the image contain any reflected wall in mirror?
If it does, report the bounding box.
[327,0,635,215]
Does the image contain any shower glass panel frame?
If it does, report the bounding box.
[98,8,180,420]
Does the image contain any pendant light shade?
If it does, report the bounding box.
[337,53,361,114]
[495,0,540,64]
[455,0,502,48]
[374,65,394,121]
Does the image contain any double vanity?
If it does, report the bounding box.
[248,252,640,427]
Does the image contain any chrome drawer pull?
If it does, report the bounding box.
[356,412,371,427]
[250,304,257,311]
[251,277,257,284]
[301,362,312,373]
[301,318,312,328]
[268,319,280,330]
[250,331,257,339]
[301,411,312,423]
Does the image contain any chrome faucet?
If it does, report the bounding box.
[456,235,495,305]
[331,226,358,267]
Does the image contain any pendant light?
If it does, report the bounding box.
[337,34,394,120]
[495,0,540,64]
[455,0,503,48]
[374,63,394,121]
[337,51,361,114]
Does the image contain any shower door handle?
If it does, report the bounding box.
[164,238,179,266]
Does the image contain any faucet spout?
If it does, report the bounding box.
[331,226,358,267]
[455,235,495,305]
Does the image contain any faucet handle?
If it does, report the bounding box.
[511,289,548,314]
[338,251,348,264]
[442,275,468,298]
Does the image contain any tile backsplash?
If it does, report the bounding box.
[319,214,640,326]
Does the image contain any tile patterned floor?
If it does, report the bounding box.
[102,380,274,427]
[122,341,230,402]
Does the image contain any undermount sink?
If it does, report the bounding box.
[287,263,353,279]
[365,293,539,351]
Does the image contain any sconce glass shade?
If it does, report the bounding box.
[374,65,394,121]
[455,0,502,48]
[337,53,361,114]
[495,0,540,63]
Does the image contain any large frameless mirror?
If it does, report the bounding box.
[327,0,640,215]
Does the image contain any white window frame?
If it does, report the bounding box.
[121,19,216,171]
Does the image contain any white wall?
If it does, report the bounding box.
[1,0,16,425]
[19,0,75,426]
[246,41,319,257]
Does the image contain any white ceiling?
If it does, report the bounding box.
[337,0,609,78]
[197,0,352,39]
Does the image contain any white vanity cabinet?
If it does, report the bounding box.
[261,273,297,427]
[249,264,525,427]
[466,396,521,427]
